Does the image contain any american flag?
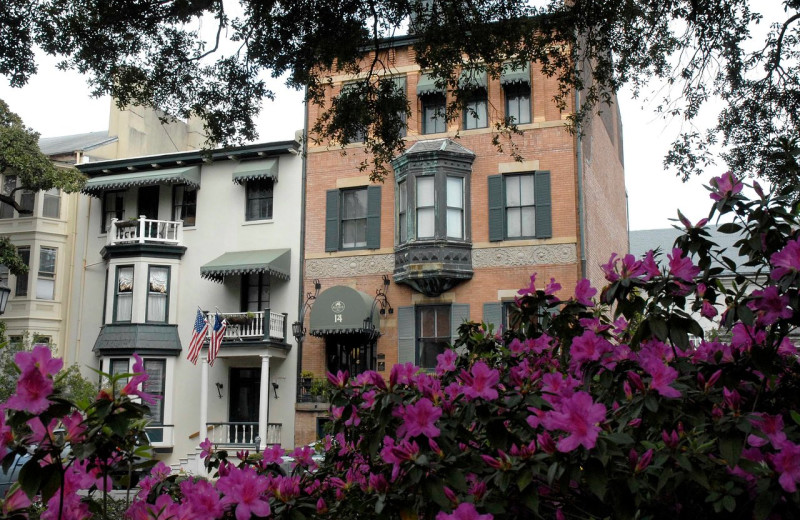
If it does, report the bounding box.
[208,313,227,366]
[187,309,209,365]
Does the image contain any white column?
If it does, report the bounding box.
[258,354,271,451]
[200,355,209,445]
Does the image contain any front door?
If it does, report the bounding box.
[326,334,375,376]
[138,186,160,238]
[229,367,261,443]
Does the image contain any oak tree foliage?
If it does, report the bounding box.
[0,0,798,185]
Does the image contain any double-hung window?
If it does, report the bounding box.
[43,188,61,218]
[446,176,464,238]
[504,83,531,125]
[15,246,30,296]
[102,191,125,233]
[243,273,270,312]
[324,186,381,252]
[20,191,34,215]
[397,181,407,243]
[246,179,273,221]
[0,265,8,289]
[505,174,536,238]
[0,176,16,219]
[114,266,134,322]
[416,177,435,238]
[416,305,451,369]
[460,67,488,130]
[36,247,56,300]
[422,94,446,134]
[487,171,552,241]
[172,185,197,226]
[146,266,169,322]
[142,359,166,425]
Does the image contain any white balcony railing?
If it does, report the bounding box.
[206,422,282,447]
[212,310,286,341]
[107,216,183,246]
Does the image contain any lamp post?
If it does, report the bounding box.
[0,285,10,315]
[293,279,320,400]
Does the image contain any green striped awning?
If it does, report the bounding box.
[459,68,487,91]
[417,73,445,96]
[82,166,200,196]
[232,159,278,185]
[500,63,530,86]
[200,249,291,283]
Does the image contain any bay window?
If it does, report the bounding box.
[114,266,134,322]
[146,266,169,322]
[36,247,56,300]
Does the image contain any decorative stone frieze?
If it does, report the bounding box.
[472,243,577,268]
[305,254,394,278]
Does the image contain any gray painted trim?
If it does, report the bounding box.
[101,244,188,260]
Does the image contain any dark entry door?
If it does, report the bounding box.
[325,334,375,376]
[229,367,261,443]
[138,186,160,238]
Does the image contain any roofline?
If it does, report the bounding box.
[78,140,300,175]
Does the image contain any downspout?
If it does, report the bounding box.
[295,88,309,401]
[575,71,587,279]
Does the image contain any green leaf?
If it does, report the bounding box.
[644,394,659,413]
[790,410,800,427]
[719,435,744,467]
[649,317,668,341]
[717,223,742,233]
[18,460,44,500]
[722,495,736,512]
[517,469,533,492]
[546,462,558,486]
[604,432,635,445]
[583,459,607,499]
[424,478,450,508]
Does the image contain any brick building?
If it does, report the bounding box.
[295,37,627,444]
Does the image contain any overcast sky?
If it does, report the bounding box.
[0,19,766,234]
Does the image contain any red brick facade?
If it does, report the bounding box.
[295,44,627,445]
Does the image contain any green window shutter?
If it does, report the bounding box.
[450,304,470,345]
[483,303,502,331]
[366,185,381,249]
[535,171,552,238]
[325,189,340,252]
[488,175,504,241]
[397,306,416,365]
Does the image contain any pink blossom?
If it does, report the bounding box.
[179,478,224,520]
[316,498,328,514]
[772,440,800,493]
[602,253,648,282]
[436,349,458,376]
[217,466,272,520]
[748,286,792,325]
[327,369,349,388]
[569,331,613,370]
[120,353,158,404]
[639,355,681,398]
[667,248,700,281]
[6,345,63,414]
[709,171,743,201]
[769,236,800,280]
[678,211,709,230]
[544,277,561,296]
[543,391,606,452]
[289,445,319,471]
[396,398,442,440]
[731,323,766,352]
[517,273,538,296]
[2,488,30,516]
[747,413,787,449]
[460,362,500,401]
[640,250,660,280]
[199,438,213,459]
[390,363,418,387]
[436,503,493,520]
[700,300,718,319]
[573,278,597,306]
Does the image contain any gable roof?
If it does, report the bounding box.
[38,131,118,156]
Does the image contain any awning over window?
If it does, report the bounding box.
[309,285,379,336]
[459,68,487,91]
[500,63,530,86]
[232,158,279,185]
[417,73,445,96]
[82,166,201,196]
[200,249,291,283]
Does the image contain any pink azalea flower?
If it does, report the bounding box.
[639,355,681,398]
[316,497,328,514]
[747,413,787,449]
[6,345,63,414]
[199,438,213,459]
[460,362,500,401]
[667,248,700,281]
[289,445,319,471]
[640,250,660,280]
[121,354,158,405]
[542,391,606,452]
[327,369,349,388]
[731,323,766,352]
[700,300,718,319]
[179,478,224,520]
[770,236,800,280]
[0,414,11,459]
[436,349,458,376]
[436,502,493,520]
[217,466,272,520]
[390,363,418,387]
[573,278,597,306]
[517,273,537,296]
[544,277,561,296]
[2,488,31,516]
[748,286,792,325]
[396,398,442,440]
[709,171,743,201]
[772,440,800,493]
[15,344,63,377]
[569,331,613,370]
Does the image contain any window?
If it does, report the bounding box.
[8,336,23,349]
[487,171,552,242]
[19,191,34,216]
[243,273,270,312]
[0,265,8,288]
[42,188,61,218]
[172,185,197,226]
[421,94,446,134]
[15,246,29,296]
[109,358,130,391]
[416,177,435,238]
[32,335,51,347]
[505,83,531,125]
[0,176,16,219]
[142,359,166,424]
[114,266,134,322]
[325,186,381,252]
[389,76,408,138]
[146,266,169,322]
[36,247,56,300]
[416,306,451,369]
[463,92,488,130]
[397,181,407,243]
[505,174,536,238]
[245,179,273,221]
[102,191,125,233]
[341,188,368,249]
[446,176,464,238]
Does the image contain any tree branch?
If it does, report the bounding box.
[0,193,31,215]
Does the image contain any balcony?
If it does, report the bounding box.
[107,217,183,246]
[206,422,282,447]
[215,310,287,342]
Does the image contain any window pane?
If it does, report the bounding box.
[521,207,536,236]
[417,177,434,206]
[419,340,447,369]
[447,209,463,238]
[39,248,56,274]
[436,307,451,337]
[147,267,168,322]
[0,177,15,219]
[417,208,435,238]
[507,207,521,238]
[520,174,535,205]
[517,93,531,124]
[0,265,8,287]
[446,177,463,208]
[246,179,273,221]
[116,267,133,322]
[399,213,407,242]
[342,190,367,219]
[15,247,29,296]
[36,248,56,300]
[420,308,435,337]
[35,279,54,300]
[505,176,520,206]
[20,191,34,215]
[464,99,487,130]
[43,189,60,218]
[143,360,165,424]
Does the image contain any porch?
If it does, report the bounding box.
[206,422,282,448]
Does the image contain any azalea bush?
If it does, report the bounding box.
[0,351,154,520]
